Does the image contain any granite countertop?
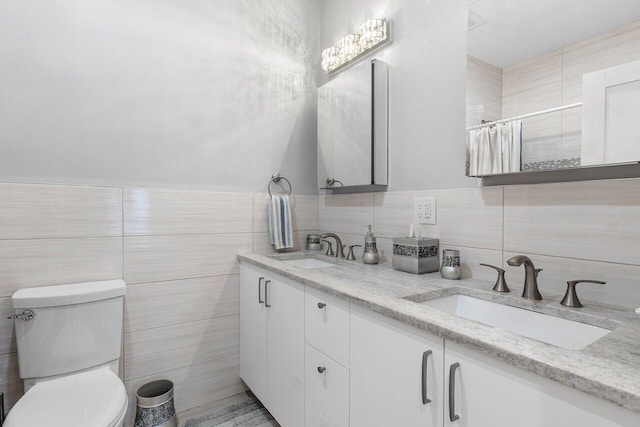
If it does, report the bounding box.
[237,251,640,414]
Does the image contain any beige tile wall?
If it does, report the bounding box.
[319,177,640,310]
[466,56,502,127]
[0,182,318,420]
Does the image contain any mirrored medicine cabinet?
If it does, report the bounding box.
[317,58,388,192]
[466,0,640,178]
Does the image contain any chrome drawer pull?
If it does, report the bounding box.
[449,362,460,422]
[258,277,265,304]
[422,350,432,404]
[264,280,271,308]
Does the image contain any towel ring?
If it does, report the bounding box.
[268,173,293,198]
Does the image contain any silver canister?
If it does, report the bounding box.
[306,234,322,251]
[362,241,380,264]
[441,249,462,280]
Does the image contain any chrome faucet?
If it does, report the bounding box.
[320,233,346,258]
[507,255,543,300]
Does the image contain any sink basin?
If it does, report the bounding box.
[421,294,611,350]
[280,258,337,270]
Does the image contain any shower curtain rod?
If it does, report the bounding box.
[466,102,583,131]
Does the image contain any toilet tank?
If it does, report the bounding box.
[11,280,126,380]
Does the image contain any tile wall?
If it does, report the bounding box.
[0,182,318,421]
[319,178,640,310]
[466,56,502,128]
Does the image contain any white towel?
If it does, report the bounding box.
[268,195,294,250]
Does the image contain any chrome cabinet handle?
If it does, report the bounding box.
[258,277,265,304]
[449,362,460,422]
[7,309,35,321]
[264,280,271,308]
[422,350,432,404]
[317,302,326,309]
[317,366,326,373]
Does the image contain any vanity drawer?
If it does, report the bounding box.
[305,344,349,427]
[305,287,350,367]
[306,400,336,427]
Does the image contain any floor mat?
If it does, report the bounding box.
[183,397,279,427]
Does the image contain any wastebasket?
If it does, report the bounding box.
[134,380,177,427]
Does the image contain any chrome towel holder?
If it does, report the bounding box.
[268,172,293,198]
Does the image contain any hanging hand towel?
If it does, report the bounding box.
[268,195,294,250]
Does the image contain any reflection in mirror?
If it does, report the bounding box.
[465,0,640,176]
[318,59,388,191]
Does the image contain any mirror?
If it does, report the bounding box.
[465,0,640,176]
[318,59,388,191]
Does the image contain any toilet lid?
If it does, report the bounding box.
[4,367,127,427]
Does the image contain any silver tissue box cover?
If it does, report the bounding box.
[392,237,440,274]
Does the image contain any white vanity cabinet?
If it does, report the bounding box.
[350,305,445,427]
[239,263,305,427]
[240,261,639,427]
[444,341,639,427]
[350,306,638,427]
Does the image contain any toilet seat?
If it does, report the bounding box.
[4,367,128,427]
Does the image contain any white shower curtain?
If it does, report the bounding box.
[500,120,522,173]
[468,120,521,175]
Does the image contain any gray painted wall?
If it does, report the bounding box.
[0,0,321,194]
[321,0,477,191]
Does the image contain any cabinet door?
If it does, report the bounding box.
[305,286,350,367]
[582,59,640,165]
[306,400,337,427]
[350,305,444,427]
[444,340,639,427]
[239,263,268,403]
[266,275,305,427]
[305,344,350,427]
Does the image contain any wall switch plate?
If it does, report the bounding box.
[414,197,436,225]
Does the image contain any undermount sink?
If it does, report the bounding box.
[280,258,337,270]
[421,294,611,350]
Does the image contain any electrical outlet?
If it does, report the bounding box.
[414,197,436,225]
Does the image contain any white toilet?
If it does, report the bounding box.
[4,279,128,427]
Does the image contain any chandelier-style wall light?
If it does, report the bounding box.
[321,19,390,73]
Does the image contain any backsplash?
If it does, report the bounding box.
[0,182,318,420]
[319,177,640,310]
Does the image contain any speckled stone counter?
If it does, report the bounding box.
[238,251,640,414]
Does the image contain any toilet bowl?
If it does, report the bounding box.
[4,367,128,427]
[5,279,127,426]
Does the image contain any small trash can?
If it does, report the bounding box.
[134,380,177,427]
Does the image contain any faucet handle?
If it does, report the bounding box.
[323,240,334,257]
[480,263,510,293]
[561,280,606,308]
[347,245,362,261]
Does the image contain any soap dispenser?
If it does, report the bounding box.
[362,225,380,265]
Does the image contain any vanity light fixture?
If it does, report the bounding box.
[321,19,389,72]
